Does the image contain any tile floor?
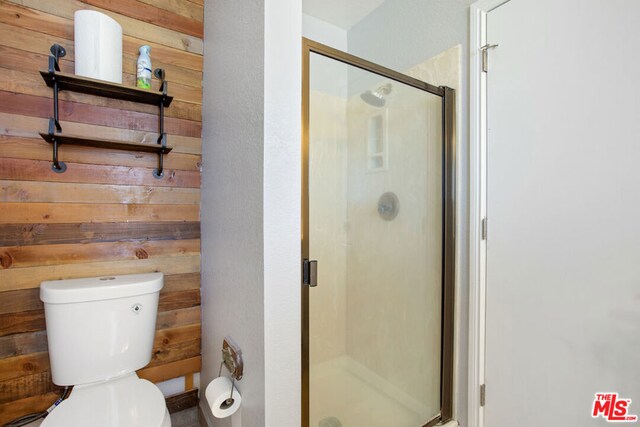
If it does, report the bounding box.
[171,407,200,427]
[20,406,199,427]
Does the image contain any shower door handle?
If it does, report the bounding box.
[303,259,318,287]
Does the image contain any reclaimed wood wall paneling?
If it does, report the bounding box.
[0,0,203,422]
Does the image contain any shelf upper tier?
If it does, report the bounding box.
[39,71,173,107]
[39,132,173,154]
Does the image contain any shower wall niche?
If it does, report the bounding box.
[366,111,388,171]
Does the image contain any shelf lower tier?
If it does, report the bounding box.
[39,132,173,154]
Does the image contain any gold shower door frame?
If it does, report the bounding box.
[301,38,456,427]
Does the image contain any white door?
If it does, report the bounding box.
[485,0,640,425]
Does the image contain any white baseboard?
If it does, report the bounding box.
[199,400,215,427]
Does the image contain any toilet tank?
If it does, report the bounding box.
[40,273,163,386]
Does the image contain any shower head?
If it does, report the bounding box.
[360,83,392,107]
[360,90,385,107]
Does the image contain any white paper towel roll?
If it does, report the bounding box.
[206,376,242,418]
[74,10,122,83]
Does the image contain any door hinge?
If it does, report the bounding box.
[481,217,487,240]
[480,383,486,406]
[480,44,499,73]
[302,259,317,287]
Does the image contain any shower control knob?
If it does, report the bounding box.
[378,192,399,221]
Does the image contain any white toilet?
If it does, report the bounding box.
[39,272,171,427]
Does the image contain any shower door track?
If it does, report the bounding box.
[301,38,456,427]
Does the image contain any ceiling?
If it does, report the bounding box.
[303,0,386,29]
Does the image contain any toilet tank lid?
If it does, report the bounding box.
[40,273,164,304]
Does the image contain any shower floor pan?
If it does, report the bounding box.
[310,356,433,427]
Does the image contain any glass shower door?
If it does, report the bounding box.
[302,40,455,427]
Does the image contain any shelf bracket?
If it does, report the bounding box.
[51,136,67,173]
[154,68,168,179]
[48,118,66,173]
[48,44,65,74]
[48,44,67,173]
[154,133,168,178]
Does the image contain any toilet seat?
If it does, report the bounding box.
[41,373,170,427]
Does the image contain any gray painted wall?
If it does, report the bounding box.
[201,1,301,426]
[347,2,474,425]
[201,1,266,425]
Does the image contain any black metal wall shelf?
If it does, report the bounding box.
[39,71,173,107]
[39,44,172,178]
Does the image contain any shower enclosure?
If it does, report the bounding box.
[302,39,455,427]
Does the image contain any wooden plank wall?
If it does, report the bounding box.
[0,0,203,423]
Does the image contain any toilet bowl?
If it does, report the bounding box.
[41,373,170,427]
[39,273,171,427]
